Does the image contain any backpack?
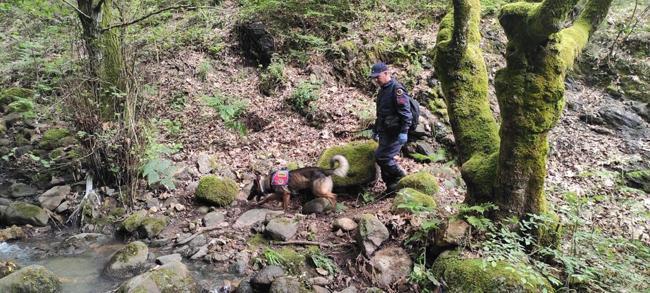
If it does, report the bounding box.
[393,85,420,134]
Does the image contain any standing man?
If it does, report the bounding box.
[370,62,412,193]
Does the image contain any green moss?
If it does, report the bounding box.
[48,148,65,160]
[140,216,168,238]
[122,211,146,233]
[195,175,238,207]
[0,87,33,106]
[7,98,34,114]
[396,171,440,196]
[115,241,148,263]
[0,120,6,136]
[461,152,498,203]
[317,140,378,187]
[392,188,437,213]
[0,265,61,293]
[247,233,269,248]
[535,211,563,249]
[286,162,300,171]
[276,247,306,275]
[625,169,650,193]
[432,250,553,293]
[39,128,72,150]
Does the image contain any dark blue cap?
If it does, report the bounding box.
[369,62,388,78]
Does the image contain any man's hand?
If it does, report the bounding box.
[372,132,379,142]
[398,133,408,144]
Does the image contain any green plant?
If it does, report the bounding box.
[455,203,498,232]
[308,250,338,275]
[203,94,248,135]
[197,59,212,81]
[360,191,374,204]
[289,79,321,116]
[159,119,182,136]
[263,248,285,266]
[142,158,177,190]
[410,149,447,163]
[259,57,285,95]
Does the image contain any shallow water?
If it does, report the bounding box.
[1,240,122,293]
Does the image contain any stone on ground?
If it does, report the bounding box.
[0,225,25,241]
[356,214,389,256]
[625,169,650,193]
[195,175,238,207]
[396,171,439,196]
[0,202,49,226]
[0,265,61,293]
[196,152,213,174]
[333,217,357,232]
[251,265,285,292]
[202,211,225,227]
[317,140,378,187]
[302,197,334,214]
[369,246,413,288]
[391,188,437,213]
[156,254,182,265]
[269,276,303,293]
[38,185,70,211]
[233,209,283,229]
[120,210,168,239]
[117,261,197,293]
[9,182,38,198]
[435,219,470,247]
[265,217,298,241]
[104,241,149,279]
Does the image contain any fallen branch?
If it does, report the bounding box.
[271,240,355,248]
[175,225,222,246]
[100,5,215,32]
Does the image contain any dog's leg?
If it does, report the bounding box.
[281,192,291,211]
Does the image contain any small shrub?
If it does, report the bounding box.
[197,59,212,81]
[259,57,285,95]
[203,94,249,135]
[289,79,321,116]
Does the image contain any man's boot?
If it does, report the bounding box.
[383,165,406,194]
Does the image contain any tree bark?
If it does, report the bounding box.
[434,0,613,219]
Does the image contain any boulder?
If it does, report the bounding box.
[203,211,225,227]
[0,202,49,226]
[265,217,298,241]
[317,140,378,188]
[196,152,213,174]
[396,171,439,196]
[251,265,285,292]
[369,246,413,288]
[104,241,150,279]
[156,254,182,265]
[391,188,437,213]
[625,169,650,193]
[598,106,644,129]
[117,261,197,293]
[234,209,283,229]
[269,276,303,293]
[9,182,38,198]
[432,250,553,293]
[195,175,238,207]
[120,210,168,239]
[38,185,70,211]
[333,217,357,232]
[0,265,61,293]
[302,198,334,214]
[434,219,470,247]
[0,225,25,241]
[38,128,73,150]
[237,22,275,67]
[356,214,389,256]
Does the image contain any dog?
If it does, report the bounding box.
[247,155,349,211]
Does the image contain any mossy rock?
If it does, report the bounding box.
[0,265,61,293]
[121,210,169,239]
[396,171,439,196]
[195,175,238,207]
[104,241,149,279]
[432,250,554,293]
[317,140,378,187]
[0,88,33,106]
[625,169,650,193]
[392,188,437,213]
[0,202,49,227]
[7,98,34,114]
[117,261,197,293]
[38,128,73,150]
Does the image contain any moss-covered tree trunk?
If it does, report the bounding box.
[434,0,612,219]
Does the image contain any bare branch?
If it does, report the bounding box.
[61,0,92,19]
[100,4,203,32]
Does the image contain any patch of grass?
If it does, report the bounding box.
[203,93,249,135]
[197,59,212,81]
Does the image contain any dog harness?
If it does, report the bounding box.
[270,169,290,186]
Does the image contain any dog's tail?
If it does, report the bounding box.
[329,155,349,177]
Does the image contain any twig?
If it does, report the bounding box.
[175,225,222,246]
[60,0,92,19]
[271,240,355,248]
[100,5,208,32]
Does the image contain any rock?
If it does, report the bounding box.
[231,251,250,275]
[117,261,197,293]
[145,198,160,209]
[396,171,439,196]
[236,278,254,293]
[313,285,330,293]
[391,188,437,213]
[38,185,70,211]
[38,127,74,150]
[0,119,5,136]
[0,202,49,226]
[237,22,275,67]
[625,169,650,193]
[309,276,330,286]
[3,112,22,127]
[0,198,12,205]
[356,214,389,256]
[317,140,378,188]
[120,210,168,239]
[435,219,470,247]
[60,233,109,255]
[0,226,25,241]
[9,182,38,198]
[251,265,285,291]
[302,197,334,214]
[631,102,650,122]
[0,261,19,278]
[265,217,298,241]
[269,276,302,293]
[333,217,357,232]
[336,286,358,293]
[407,142,437,162]
[55,201,69,213]
[234,209,283,229]
[598,106,644,129]
[104,241,150,279]
[432,250,552,292]
[203,211,225,227]
[155,253,182,265]
[369,246,413,288]
[197,152,213,174]
[188,234,208,252]
[0,265,61,292]
[195,175,239,207]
